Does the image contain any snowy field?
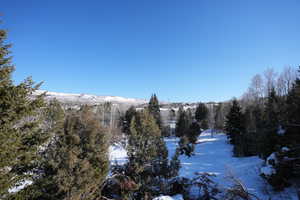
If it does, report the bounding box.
[109,131,298,200]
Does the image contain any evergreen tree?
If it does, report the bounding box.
[0,26,47,197]
[224,99,246,156]
[178,121,200,157]
[121,106,137,135]
[45,106,109,200]
[124,109,172,198]
[214,103,224,131]
[285,66,300,145]
[148,94,162,129]
[195,103,209,130]
[175,106,189,137]
[260,88,281,158]
[8,99,66,200]
[225,100,244,144]
[175,106,200,156]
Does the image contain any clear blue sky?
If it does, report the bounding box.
[2,0,300,102]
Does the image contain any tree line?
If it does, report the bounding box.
[224,67,300,190]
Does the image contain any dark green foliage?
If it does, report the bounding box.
[0,27,47,198]
[121,106,137,135]
[114,109,179,199]
[260,88,281,158]
[195,103,208,122]
[126,109,167,198]
[176,106,200,156]
[54,106,109,200]
[187,122,201,144]
[175,106,190,137]
[178,136,195,157]
[214,103,224,131]
[195,103,208,130]
[225,100,245,145]
[224,100,247,156]
[285,67,300,146]
[9,100,66,200]
[148,94,162,129]
[264,66,300,190]
[27,106,110,200]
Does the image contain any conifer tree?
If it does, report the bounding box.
[125,109,171,198]
[214,103,224,131]
[224,99,246,156]
[46,106,109,200]
[175,106,189,137]
[0,26,46,197]
[8,99,66,200]
[178,121,200,157]
[195,103,209,130]
[121,106,137,135]
[260,88,281,158]
[148,94,162,129]
[285,66,300,145]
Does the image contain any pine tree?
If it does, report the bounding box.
[175,106,189,137]
[224,99,246,156]
[225,100,244,144]
[175,106,200,156]
[47,106,109,200]
[121,106,137,135]
[214,103,224,131]
[125,109,170,198]
[8,99,66,200]
[195,103,209,130]
[260,88,281,158]
[285,66,300,145]
[148,94,162,129]
[0,26,47,197]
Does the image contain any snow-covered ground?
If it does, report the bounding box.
[166,131,298,200]
[109,131,298,200]
[109,143,128,165]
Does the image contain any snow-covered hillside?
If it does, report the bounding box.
[34,90,148,105]
[109,131,298,200]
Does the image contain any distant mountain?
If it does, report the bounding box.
[34,90,148,106]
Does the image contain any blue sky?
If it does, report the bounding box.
[2,0,300,102]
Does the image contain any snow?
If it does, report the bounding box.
[281,146,290,152]
[153,194,183,200]
[109,143,128,165]
[260,165,276,176]
[166,132,298,200]
[266,152,278,165]
[108,131,298,199]
[34,90,147,105]
[277,125,286,136]
[8,180,32,193]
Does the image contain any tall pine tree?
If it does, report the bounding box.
[148,94,162,129]
[126,109,169,198]
[195,103,208,130]
[224,99,246,156]
[0,25,46,197]
[260,88,281,158]
[51,106,109,200]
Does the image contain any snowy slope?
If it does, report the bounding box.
[108,131,298,199]
[34,90,147,105]
[166,131,298,200]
